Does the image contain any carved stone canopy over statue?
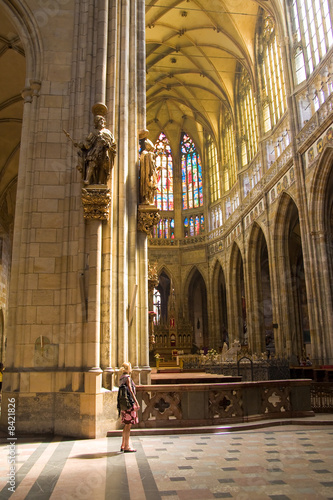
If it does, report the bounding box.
[139,129,159,205]
[65,103,116,186]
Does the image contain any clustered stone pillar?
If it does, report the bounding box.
[0,0,158,438]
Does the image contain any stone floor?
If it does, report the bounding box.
[0,416,333,499]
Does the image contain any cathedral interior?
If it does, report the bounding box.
[0,0,332,439]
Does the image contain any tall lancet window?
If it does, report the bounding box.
[181,132,203,210]
[290,0,333,84]
[208,138,221,203]
[258,13,286,132]
[154,132,174,211]
[237,67,259,166]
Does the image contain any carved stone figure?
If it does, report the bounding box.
[139,129,158,205]
[65,103,116,186]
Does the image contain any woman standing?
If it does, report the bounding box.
[118,362,140,452]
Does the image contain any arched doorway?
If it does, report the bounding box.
[188,269,208,349]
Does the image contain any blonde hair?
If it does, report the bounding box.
[119,362,132,375]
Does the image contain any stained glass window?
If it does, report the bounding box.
[184,217,189,237]
[200,215,205,233]
[290,0,333,83]
[154,132,174,210]
[181,132,203,210]
[258,14,286,132]
[184,214,204,237]
[153,218,175,239]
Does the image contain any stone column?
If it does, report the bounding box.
[137,0,146,132]
[86,219,102,370]
[113,0,130,368]
[5,81,40,380]
[81,186,112,392]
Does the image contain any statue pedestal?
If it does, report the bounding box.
[137,204,160,234]
[81,185,111,220]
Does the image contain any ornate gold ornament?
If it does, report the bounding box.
[137,204,160,234]
[148,261,159,292]
[81,186,111,220]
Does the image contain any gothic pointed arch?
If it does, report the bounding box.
[309,145,333,232]
[273,192,310,361]
[247,222,273,355]
[185,267,208,349]
[211,259,229,349]
[154,268,173,325]
[308,145,333,361]
[1,0,43,82]
[229,243,247,345]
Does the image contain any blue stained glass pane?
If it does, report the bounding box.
[200,215,205,232]
[198,160,203,206]
[189,217,194,236]
[156,194,162,210]
[171,218,175,228]
[188,188,193,209]
[182,158,187,209]
[169,193,174,211]
[193,155,199,208]
[164,219,168,238]
[199,185,203,207]
[194,216,199,235]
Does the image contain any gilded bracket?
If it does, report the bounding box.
[137,204,160,234]
[81,186,111,220]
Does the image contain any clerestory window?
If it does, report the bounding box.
[207,139,221,203]
[258,13,286,132]
[237,68,259,165]
[290,0,333,84]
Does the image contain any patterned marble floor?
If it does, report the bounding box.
[0,424,333,500]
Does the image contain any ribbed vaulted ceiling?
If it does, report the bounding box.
[146,0,274,155]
